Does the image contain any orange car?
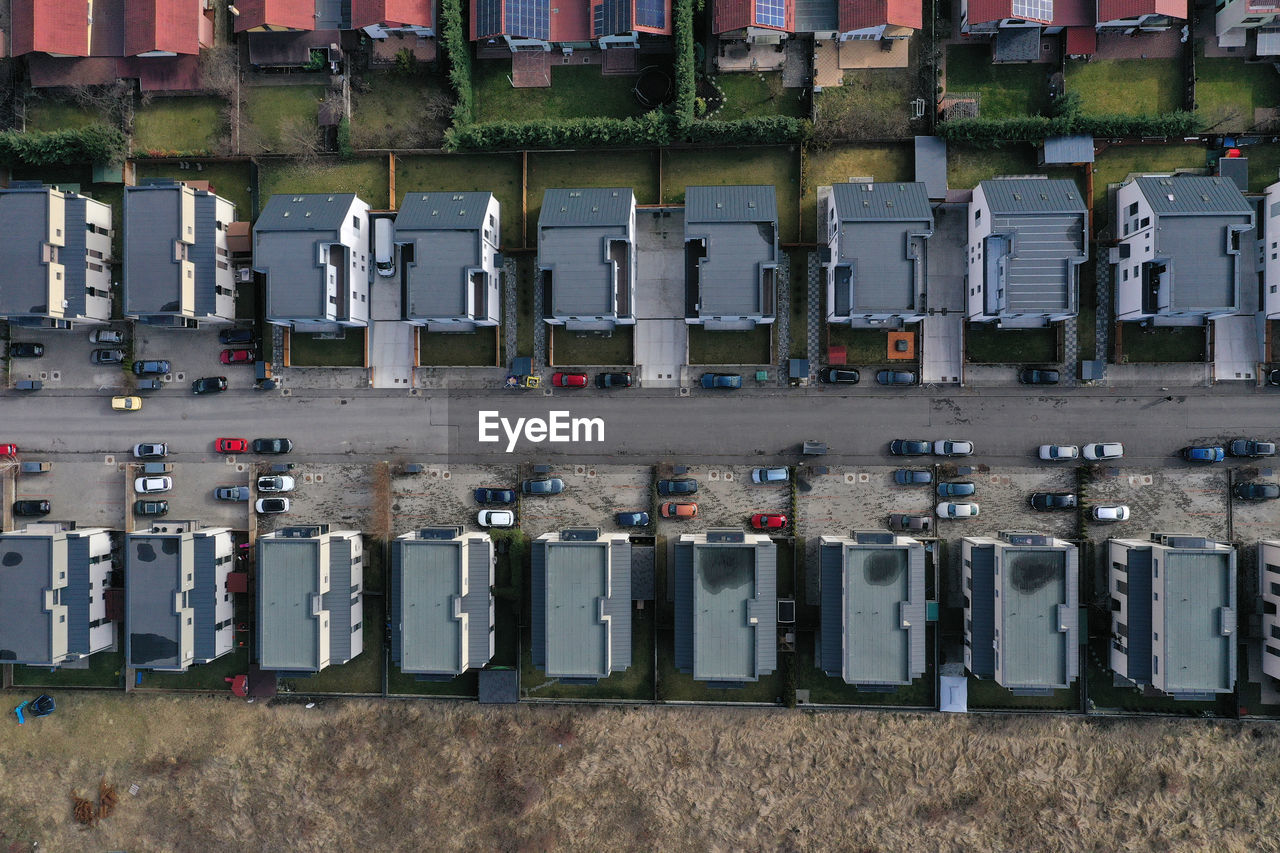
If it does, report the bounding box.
[661,501,698,519]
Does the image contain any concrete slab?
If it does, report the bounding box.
[7,326,129,391]
[389,463,518,536]
[518,464,653,538]
[369,320,414,389]
[921,203,966,385]
[654,463,789,534]
[1083,466,1229,544]
[1213,313,1259,382]
[633,209,686,387]
[796,465,934,537]
[15,458,126,530]
[1102,362,1211,386]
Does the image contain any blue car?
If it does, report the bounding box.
[893,469,933,486]
[616,511,650,527]
[657,478,698,496]
[522,477,565,495]
[700,373,742,389]
[1181,445,1224,464]
[474,487,516,505]
[937,482,976,498]
[889,439,933,456]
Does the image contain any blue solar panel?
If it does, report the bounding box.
[504,0,550,39]
[594,0,631,34]
[476,0,504,37]
[634,0,665,28]
[755,0,784,27]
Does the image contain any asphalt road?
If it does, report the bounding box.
[1,386,1269,467]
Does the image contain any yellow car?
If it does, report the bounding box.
[111,395,143,412]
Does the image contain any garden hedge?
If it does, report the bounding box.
[939,112,1200,144]
[440,0,474,126]
[0,124,125,166]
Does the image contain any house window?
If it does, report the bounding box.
[1153,592,1158,600]
[1267,563,1280,575]
[1153,632,1158,641]
[1122,269,1128,281]
[974,210,981,222]
[351,622,361,633]
[1115,579,1128,594]
[1271,624,1280,640]
[1271,581,1280,597]
[59,615,65,623]
[1127,202,1139,216]
[1140,217,1149,228]
[1269,645,1280,657]
[187,617,193,625]
[352,216,361,230]
[1153,656,1159,674]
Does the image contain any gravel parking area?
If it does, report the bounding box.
[1081,466,1229,544]
[653,463,789,535]
[519,464,653,538]
[15,458,126,529]
[938,465,1078,540]
[149,460,254,530]
[258,463,374,534]
[797,466,934,538]
[390,463,518,535]
[8,327,128,391]
[1228,463,1280,544]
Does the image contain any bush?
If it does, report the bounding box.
[673,0,696,127]
[938,111,1200,144]
[440,0,474,126]
[337,116,353,159]
[446,111,675,150]
[0,124,126,166]
[683,116,811,145]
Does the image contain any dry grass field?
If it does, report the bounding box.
[2,695,1280,851]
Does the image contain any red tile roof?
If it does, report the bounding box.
[11,0,88,57]
[838,0,921,31]
[549,0,591,41]
[126,0,202,55]
[714,0,794,34]
[351,0,434,28]
[235,0,317,32]
[1097,0,1185,21]
[965,0,1094,26]
[1064,25,1095,53]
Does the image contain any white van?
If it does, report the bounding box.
[374,217,395,277]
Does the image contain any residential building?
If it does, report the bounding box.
[819,532,926,687]
[254,193,372,330]
[1096,0,1185,30]
[0,183,113,328]
[967,178,1088,327]
[234,0,317,31]
[391,527,494,678]
[1259,541,1280,680]
[126,523,234,672]
[963,532,1078,692]
[684,185,778,329]
[674,529,776,685]
[961,0,1184,60]
[1108,534,1236,699]
[353,0,436,36]
[471,0,672,51]
[713,0,795,43]
[538,188,636,331]
[531,529,632,682]
[1216,0,1280,50]
[124,179,237,327]
[396,191,502,329]
[1112,175,1253,325]
[257,525,364,674]
[836,0,922,41]
[0,525,114,667]
[820,181,933,327]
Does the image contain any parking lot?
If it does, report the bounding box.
[653,463,790,535]
[7,326,129,391]
[132,325,258,392]
[519,464,653,538]
[1081,466,1229,544]
[11,458,127,530]
[139,459,254,530]
[390,463,518,536]
[257,463,374,535]
[1226,463,1280,544]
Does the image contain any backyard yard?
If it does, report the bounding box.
[241,85,326,154]
[394,153,521,245]
[946,143,1077,194]
[1065,59,1181,116]
[288,329,368,367]
[527,149,660,233]
[23,100,108,133]
[964,324,1059,364]
[1117,323,1205,363]
[801,143,912,241]
[520,610,655,701]
[418,328,500,367]
[945,44,1051,119]
[825,326,901,365]
[550,326,634,366]
[259,158,390,209]
[708,72,807,121]
[135,160,255,220]
[278,597,386,694]
[687,325,772,364]
[472,62,654,122]
[133,96,227,155]
[1195,51,1280,134]
[351,71,453,149]
[662,146,801,242]
[1091,143,1206,230]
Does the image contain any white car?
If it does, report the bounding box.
[89,328,123,344]
[1038,444,1079,461]
[1092,505,1130,522]
[255,498,290,514]
[751,467,789,484]
[256,475,296,493]
[478,509,515,528]
[937,501,980,518]
[134,476,173,494]
[934,440,974,457]
[1083,442,1124,461]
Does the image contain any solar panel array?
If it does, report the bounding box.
[755,0,785,27]
[594,0,632,36]
[475,0,504,36]
[504,0,550,39]
[1010,0,1052,19]
[635,0,666,28]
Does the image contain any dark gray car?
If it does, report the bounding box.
[522,477,565,495]
[876,370,916,386]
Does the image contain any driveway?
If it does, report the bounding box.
[633,209,687,387]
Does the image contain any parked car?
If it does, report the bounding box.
[551,372,588,388]
[0,444,18,457]
[90,328,124,345]
[888,513,932,532]
[820,368,860,384]
[215,437,248,454]
[1038,444,1079,461]
[219,327,257,345]
[937,502,980,518]
[214,486,251,502]
[220,349,256,364]
[111,396,143,412]
[256,475,295,493]
[133,499,169,516]
[134,476,173,494]
[1019,368,1060,385]
[132,360,171,376]
[751,467,789,484]
[1082,442,1124,461]
[255,497,290,514]
[934,440,974,457]
[133,443,168,459]
[1271,368,1280,386]
[1030,492,1078,512]
[700,373,742,389]
[751,513,788,530]
[91,348,125,365]
[657,478,698,496]
[1181,445,1225,464]
[893,469,933,486]
[1092,505,1130,522]
[13,499,51,516]
[9,342,44,358]
[616,511,650,527]
[937,482,976,498]
[596,372,633,388]
[192,376,228,395]
[477,509,515,528]
[252,437,293,454]
[661,501,698,519]
[889,439,932,456]
[876,370,916,386]
[1234,482,1280,501]
[522,477,565,495]
[1229,439,1277,458]
[474,487,517,505]
[19,461,51,474]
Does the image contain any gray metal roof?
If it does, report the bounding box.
[981,180,1087,315]
[392,535,493,675]
[255,193,361,321]
[126,533,189,671]
[685,185,778,223]
[914,136,948,198]
[831,183,933,314]
[64,533,91,657]
[979,178,1086,215]
[192,532,231,665]
[539,189,633,319]
[1161,549,1235,693]
[997,546,1076,688]
[193,193,233,317]
[1041,135,1095,165]
[124,182,189,317]
[325,535,359,665]
[966,542,995,678]
[257,537,327,672]
[1135,175,1254,216]
[397,193,494,320]
[539,188,633,227]
[61,194,94,318]
[395,191,492,231]
[0,532,62,665]
[831,182,933,222]
[674,535,776,682]
[531,536,631,680]
[257,192,358,231]
[0,187,54,318]
[685,186,777,318]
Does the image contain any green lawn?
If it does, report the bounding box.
[965,324,1059,364]
[801,143,912,242]
[351,71,452,149]
[825,326,899,364]
[473,61,650,122]
[386,667,479,697]
[1065,60,1181,116]
[418,327,500,367]
[133,96,227,155]
[288,329,367,367]
[947,143,1078,194]
[966,676,1078,710]
[24,101,104,132]
[812,69,915,142]
[1119,324,1205,363]
[394,154,522,248]
[662,146,801,243]
[687,325,772,364]
[709,73,806,121]
[1195,52,1280,134]
[550,325,633,366]
[12,649,125,689]
[945,44,1051,119]
[1091,143,1206,231]
[139,646,252,691]
[279,596,385,694]
[656,630,785,702]
[259,157,390,209]
[242,85,325,153]
[528,149,660,228]
[520,607,655,700]
[135,161,254,221]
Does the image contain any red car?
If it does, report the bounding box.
[0,443,16,457]
[220,349,257,364]
[215,437,248,453]
[751,513,788,530]
[551,372,588,388]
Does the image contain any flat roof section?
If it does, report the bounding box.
[258,538,324,672]
[1000,548,1068,687]
[127,534,184,669]
[0,535,57,664]
[843,547,910,685]
[398,540,462,674]
[1164,551,1233,693]
[544,542,610,679]
[692,545,757,682]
